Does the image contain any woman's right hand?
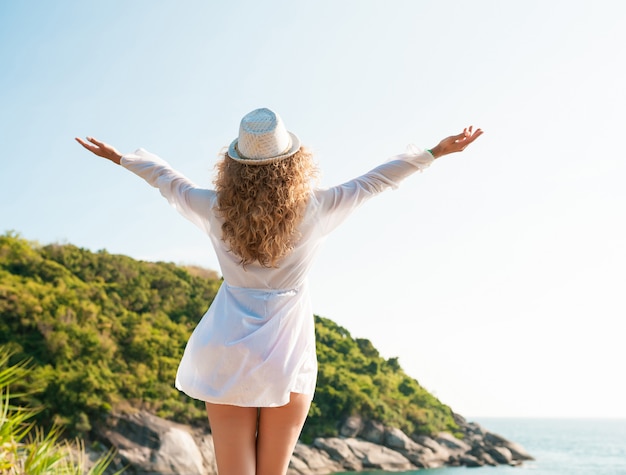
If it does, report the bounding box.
[75,136,123,164]
[429,126,483,159]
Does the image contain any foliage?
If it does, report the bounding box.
[303,315,457,441]
[0,232,219,434]
[0,347,122,474]
[0,232,457,443]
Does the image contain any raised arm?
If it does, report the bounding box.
[74,136,215,233]
[313,125,483,236]
[428,126,483,159]
[75,136,123,164]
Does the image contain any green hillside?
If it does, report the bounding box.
[0,232,457,442]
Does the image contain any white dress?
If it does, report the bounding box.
[121,145,434,407]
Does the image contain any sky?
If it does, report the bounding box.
[1,0,625,419]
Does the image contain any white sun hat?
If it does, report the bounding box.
[227,108,301,165]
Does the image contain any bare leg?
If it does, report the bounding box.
[256,392,312,475]
[205,402,258,475]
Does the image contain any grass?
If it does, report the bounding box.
[0,348,123,475]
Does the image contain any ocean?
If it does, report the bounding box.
[334,418,626,475]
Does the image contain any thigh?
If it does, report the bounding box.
[205,402,258,475]
[256,392,312,475]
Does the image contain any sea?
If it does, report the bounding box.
[333,418,626,475]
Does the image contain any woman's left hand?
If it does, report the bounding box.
[430,126,483,159]
[75,136,123,164]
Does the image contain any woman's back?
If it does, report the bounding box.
[75,107,482,475]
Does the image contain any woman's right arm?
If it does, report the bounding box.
[75,136,123,164]
[75,136,214,233]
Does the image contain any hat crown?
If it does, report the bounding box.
[228,108,300,164]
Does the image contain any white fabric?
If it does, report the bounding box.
[120,145,435,407]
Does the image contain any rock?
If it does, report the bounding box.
[288,455,311,475]
[360,420,385,444]
[485,431,535,461]
[152,427,204,474]
[339,415,363,438]
[413,434,445,453]
[306,421,533,472]
[506,441,535,461]
[311,435,416,472]
[344,438,414,471]
[405,450,445,469]
[484,431,510,445]
[466,447,498,467]
[481,452,499,466]
[467,421,487,437]
[380,431,445,469]
[458,454,485,467]
[435,432,472,453]
[383,427,421,451]
[289,443,342,475]
[313,437,362,471]
[487,446,514,465]
[99,411,215,475]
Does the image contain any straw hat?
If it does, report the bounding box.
[227,108,301,165]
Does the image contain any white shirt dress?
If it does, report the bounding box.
[121,145,434,407]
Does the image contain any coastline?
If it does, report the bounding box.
[333,417,626,475]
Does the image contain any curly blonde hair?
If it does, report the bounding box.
[214,147,318,267]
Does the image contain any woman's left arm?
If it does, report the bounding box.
[314,125,483,235]
[428,126,483,159]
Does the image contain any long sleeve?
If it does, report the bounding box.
[120,148,215,234]
[313,145,435,235]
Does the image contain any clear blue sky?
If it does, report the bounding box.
[1,0,625,418]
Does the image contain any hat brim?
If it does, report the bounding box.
[227,132,301,165]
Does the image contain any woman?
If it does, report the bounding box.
[76,108,482,475]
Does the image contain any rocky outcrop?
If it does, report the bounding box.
[287,414,533,474]
[91,410,533,475]
[94,411,218,475]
